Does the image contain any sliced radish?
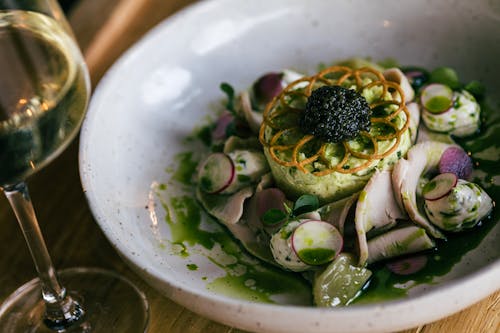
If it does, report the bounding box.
[422,172,458,201]
[386,255,428,275]
[439,146,473,180]
[420,83,453,114]
[403,67,429,91]
[291,220,343,266]
[198,153,235,194]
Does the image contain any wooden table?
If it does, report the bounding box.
[0,1,498,332]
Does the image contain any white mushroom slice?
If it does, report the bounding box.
[355,170,407,266]
[196,186,253,225]
[223,135,262,154]
[416,123,455,144]
[383,68,415,102]
[391,158,409,211]
[367,225,435,264]
[392,142,455,239]
[225,218,276,265]
[407,102,420,144]
[319,193,359,235]
[196,185,277,264]
[240,91,262,134]
[255,172,274,192]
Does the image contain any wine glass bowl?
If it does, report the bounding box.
[0,9,88,186]
[0,1,149,332]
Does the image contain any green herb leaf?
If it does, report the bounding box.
[262,208,288,226]
[377,57,399,69]
[220,82,236,113]
[464,80,485,99]
[293,194,319,216]
[429,67,460,90]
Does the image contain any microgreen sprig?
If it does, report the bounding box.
[220,82,236,114]
[261,194,319,227]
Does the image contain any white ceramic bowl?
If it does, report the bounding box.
[80,1,500,332]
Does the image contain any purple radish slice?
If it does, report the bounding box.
[422,172,458,201]
[291,220,343,265]
[403,68,429,91]
[212,112,234,141]
[198,153,235,194]
[439,146,473,180]
[386,255,428,275]
[420,83,453,114]
[253,72,284,104]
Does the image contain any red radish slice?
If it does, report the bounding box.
[291,220,343,266]
[198,153,235,194]
[439,146,473,180]
[420,83,453,114]
[422,172,458,201]
[386,255,428,275]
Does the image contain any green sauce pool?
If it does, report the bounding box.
[159,97,499,305]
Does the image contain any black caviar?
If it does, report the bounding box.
[299,86,371,143]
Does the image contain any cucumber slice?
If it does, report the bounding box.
[291,220,343,265]
[313,253,372,307]
[198,153,235,194]
[420,83,453,114]
[422,172,458,201]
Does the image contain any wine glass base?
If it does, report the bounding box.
[0,268,149,332]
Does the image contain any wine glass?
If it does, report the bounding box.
[0,1,149,332]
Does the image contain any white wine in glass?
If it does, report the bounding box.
[0,2,149,332]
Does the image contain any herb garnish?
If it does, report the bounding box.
[261,194,319,226]
[220,82,236,114]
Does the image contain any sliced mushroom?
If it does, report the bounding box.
[240,91,262,134]
[196,185,276,264]
[226,220,276,265]
[416,123,455,144]
[407,102,420,144]
[355,170,407,266]
[392,141,455,239]
[319,193,359,235]
[255,172,274,192]
[196,186,253,225]
[223,135,262,154]
[367,225,435,264]
[383,68,415,102]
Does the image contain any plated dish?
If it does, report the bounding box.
[194,59,495,307]
[79,0,500,332]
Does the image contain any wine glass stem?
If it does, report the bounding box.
[3,182,84,330]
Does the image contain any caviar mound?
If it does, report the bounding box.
[259,65,411,176]
[300,86,371,143]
